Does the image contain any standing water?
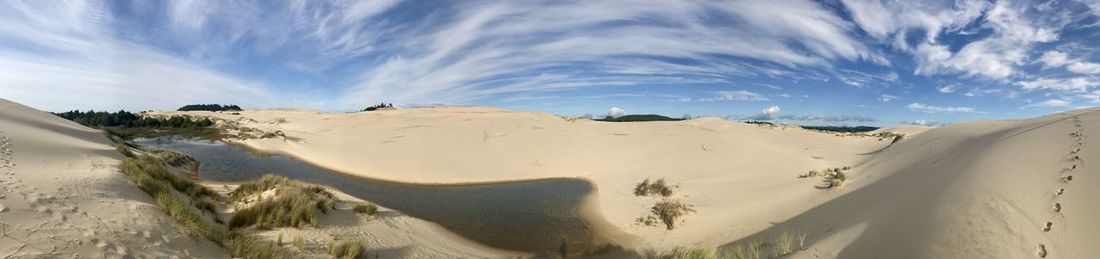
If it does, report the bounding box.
[133,137,601,254]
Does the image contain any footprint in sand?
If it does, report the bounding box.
[1054,203,1062,213]
[1057,188,1065,195]
[1038,244,1048,258]
[1043,222,1052,232]
[1062,175,1074,183]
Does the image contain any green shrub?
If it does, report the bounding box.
[353,204,378,215]
[328,239,365,259]
[228,174,336,229]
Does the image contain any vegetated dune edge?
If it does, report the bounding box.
[0,98,522,258]
[0,98,224,258]
[165,106,1100,257]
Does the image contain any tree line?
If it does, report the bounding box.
[177,104,242,112]
[52,110,214,129]
[361,102,394,111]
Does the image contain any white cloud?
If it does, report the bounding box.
[1068,62,1100,74]
[937,84,958,93]
[903,120,942,126]
[844,0,1062,79]
[0,1,272,111]
[1022,99,1071,109]
[1017,77,1099,92]
[1038,50,1070,68]
[607,106,626,118]
[699,91,770,102]
[907,102,982,114]
[341,0,885,106]
[880,94,898,102]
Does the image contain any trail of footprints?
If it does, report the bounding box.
[1038,115,1085,258]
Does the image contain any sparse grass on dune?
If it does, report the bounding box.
[635,178,675,197]
[353,204,378,215]
[652,200,695,230]
[120,157,230,244]
[151,149,199,171]
[652,231,806,259]
[231,236,292,259]
[228,174,337,229]
[328,239,366,259]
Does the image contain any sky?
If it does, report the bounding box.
[2,0,1100,126]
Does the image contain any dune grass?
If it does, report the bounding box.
[230,236,292,259]
[652,200,695,230]
[353,204,378,215]
[328,239,366,259]
[120,157,231,245]
[635,178,675,197]
[228,174,337,229]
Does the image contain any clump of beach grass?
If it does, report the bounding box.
[635,178,674,197]
[119,157,228,244]
[230,236,292,259]
[652,200,695,230]
[228,174,336,229]
[353,204,378,215]
[774,231,794,256]
[328,239,365,259]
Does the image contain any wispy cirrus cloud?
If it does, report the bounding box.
[0,1,271,111]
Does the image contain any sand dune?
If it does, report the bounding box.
[0,99,224,258]
[8,98,1097,258]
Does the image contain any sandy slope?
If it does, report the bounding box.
[12,99,1098,258]
[159,107,894,252]
[0,99,224,258]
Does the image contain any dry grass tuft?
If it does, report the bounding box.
[228,174,337,229]
[635,178,674,197]
[353,204,379,215]
[651,200,695,230]
[328,239,365,259]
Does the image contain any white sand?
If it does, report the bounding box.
[0,99,224,258]
[9,98,1095,258]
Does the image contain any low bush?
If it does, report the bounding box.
[328,239,365,259]
[634,178,674,197]
[353,204,378,215]
[652,200,695,230]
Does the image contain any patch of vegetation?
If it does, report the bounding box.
[800,125,879,133]
[116,144,135,158]
[327,239,366,259]
[228,175,336,229]
[230,236,292,259]
[830,170,846,188]
[634,178,674,197]
[353,204,378,215]
[361,102,395,111]
[742,120,776,126]
[178,104,243,112]
[152,149,198,171]
[598,114,685,122]
[53,110,215,128]
[651,200,695,230]
[119,157,229,244]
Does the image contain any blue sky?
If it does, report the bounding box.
[2,0,1100,126]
